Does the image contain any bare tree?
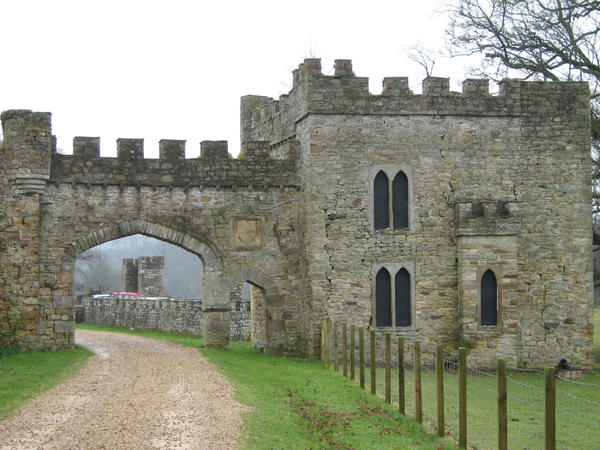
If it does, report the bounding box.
[407,42,438,78]
[75,248,120,293]
[446,0,600,234]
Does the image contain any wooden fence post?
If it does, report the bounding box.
[322,319,329,367]
[350,325,356,380]
[385,333,391,403]
[328,319,333,368]
[459,347,467,449]
[498,359,507,450]
[333,321,338,371]
[343,324,348,377]
[415,341,422,423]
[320,319,325,362]
[370,330,376,395]
[359,327,365,389]
[398,336,405,415]
[436,344,444,437]
[545,367,556,450]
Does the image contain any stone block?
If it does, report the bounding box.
[53,295,74,308]
[54,320,75,334]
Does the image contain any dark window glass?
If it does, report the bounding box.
[392,171,409,229]
[376,268,392,327]
[374,171,389,229]
[481,269,498,326]
[395,268,411,326]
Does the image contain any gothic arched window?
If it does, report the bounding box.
[372,169,410,230]
[374,171,389,230]
[395,268,411,326]
[481,269,498,326]
[375,268,392,327]
[392,171,409,229]
[374,266,412,328]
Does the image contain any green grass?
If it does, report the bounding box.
[360,364,599,450]
[356,307,600,449]
[75,324,456,449]
[204,343,456,449]
[0,345,93,419]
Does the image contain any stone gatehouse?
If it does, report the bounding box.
[0,58,594,367]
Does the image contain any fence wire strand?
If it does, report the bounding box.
[326,325,599,450]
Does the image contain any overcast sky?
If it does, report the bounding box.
[0,0,475,157]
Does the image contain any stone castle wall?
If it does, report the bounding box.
[82,297,251,339]
[241,59,593,368]
[0,109,304,355]
[0,58,594,368]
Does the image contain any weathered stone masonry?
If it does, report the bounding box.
[0,58,594,367]
[122,256,165,297]
[82,257,253,340]
[0,110,303,355]
[241,59,593,368]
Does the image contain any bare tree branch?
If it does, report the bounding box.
[407,42,438,77]
[446,0,600,250]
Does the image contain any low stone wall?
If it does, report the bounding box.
[82,297,250,339]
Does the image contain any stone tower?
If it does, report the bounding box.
[240,59,593,368]
[121,256,165,297]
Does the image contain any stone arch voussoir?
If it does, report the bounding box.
[217,268,281,307]
[61,219,223,275]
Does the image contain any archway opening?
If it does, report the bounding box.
[73,233,205,335]
[229,281,267,348]
[75,234,204,300]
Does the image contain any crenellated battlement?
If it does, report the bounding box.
[49,136,299,187]
[0,110,300,188]
[0,109,299,189]
[241,58,589,144]
[66,135,295,162]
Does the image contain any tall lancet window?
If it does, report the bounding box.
[374,171,389,230]
[481,269,498,326]
[375,268,392,327]
[392,171,409,229]
[372,169,410,230]
[395,268,411,326]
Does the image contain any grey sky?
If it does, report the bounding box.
[1,0,472,157]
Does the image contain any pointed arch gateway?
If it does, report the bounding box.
[217,267,286,355]
[55,219,227,346]
[61,220,222,272]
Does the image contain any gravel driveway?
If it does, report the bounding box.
[0,330,249,449]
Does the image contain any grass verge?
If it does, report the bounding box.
[75,324,456,449]
[0,345,93,419]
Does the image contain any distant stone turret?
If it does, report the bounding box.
[122,256,165,297]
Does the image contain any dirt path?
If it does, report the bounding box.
[0,330,249,449]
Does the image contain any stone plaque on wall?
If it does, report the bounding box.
[231,217,265,249]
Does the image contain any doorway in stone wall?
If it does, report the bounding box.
[229,281,267,348]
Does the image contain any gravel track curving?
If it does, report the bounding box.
[0,330,249,449]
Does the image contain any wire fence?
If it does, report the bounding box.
[321,319,600,450]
